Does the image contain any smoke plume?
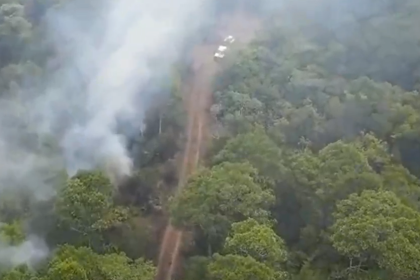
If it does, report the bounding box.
[37,0,210,182]
[0,0,210,267]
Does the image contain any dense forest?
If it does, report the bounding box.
[176,0,420,279]
[1,0,420,280]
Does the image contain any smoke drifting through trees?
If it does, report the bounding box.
[0,0,419,279]
[0,0,211,268]
[37,0,211,182]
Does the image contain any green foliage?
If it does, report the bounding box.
[42,245,156,280]
[331,190,420,278]
[282,136,420,229]
[43,260,88,280]
[208,1,420,277]
[106,216,157,260]
[0,220,25,245]
[291,262,328,280]
[183,256,211,280]
[54,171,128,247]
[1,266,38,280]
[2,0,420,279]
[212,127,284,181]
[223,218,287,268]
[208,254,287,280]
[170,162,274,239]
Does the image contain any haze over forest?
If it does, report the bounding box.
[0,0,420,279]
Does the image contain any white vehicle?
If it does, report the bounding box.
[214,45,227,60]
[223,35,235,44]
[214,35,235,61]
[214,52,225,59]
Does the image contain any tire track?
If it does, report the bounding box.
[155,11,261,280]
[155,63,209,280]
[155,62,213,280]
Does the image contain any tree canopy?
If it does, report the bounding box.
[1,0,420,279]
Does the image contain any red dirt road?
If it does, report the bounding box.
[154,49,215,280]
[155,11,261,280]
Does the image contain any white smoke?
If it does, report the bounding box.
[0,235,49,268]
[32,0,210,182]
[0,0,210,267]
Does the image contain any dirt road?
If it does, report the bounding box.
[155,11,261,280]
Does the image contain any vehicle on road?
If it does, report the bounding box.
[214,45,227,60]
[223,35,235,44]
[214,35,235,61]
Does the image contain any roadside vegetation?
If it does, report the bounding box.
[1,0,420,280]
